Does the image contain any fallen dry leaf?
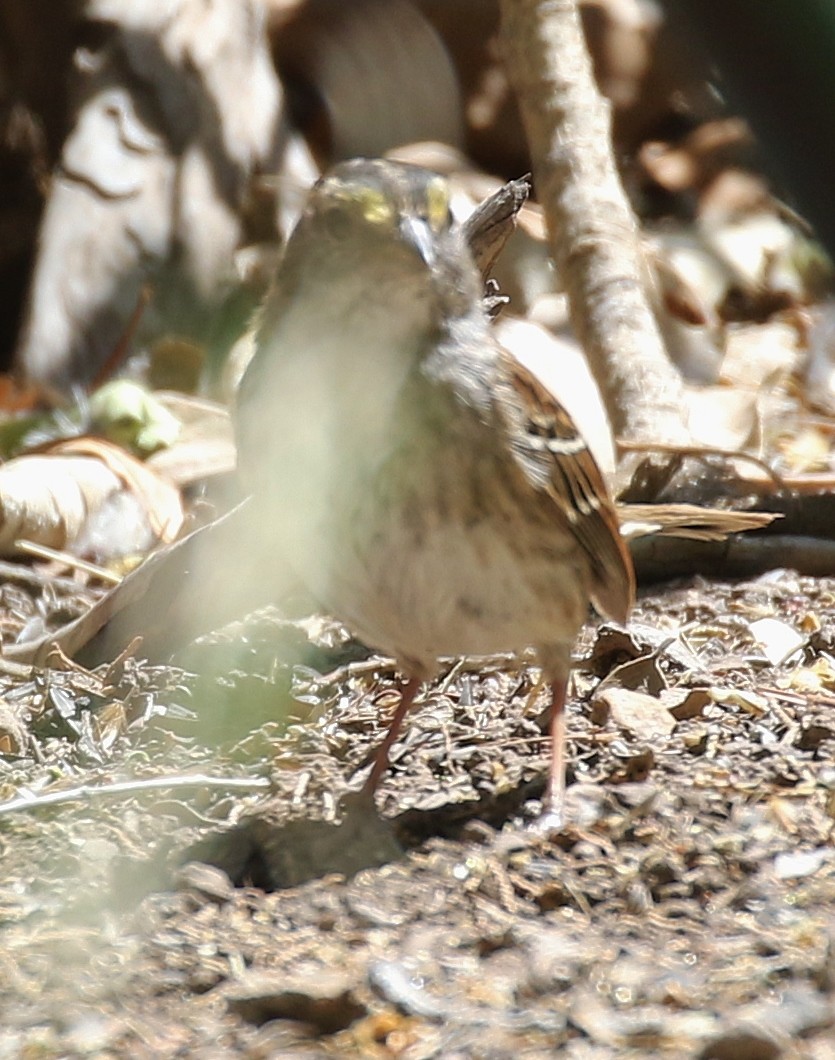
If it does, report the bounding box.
[0,700,28,754]
[784,655,835,694]
[721,320,801,388]
[591,687,676,739]
[661,687,711,720]
[0,436,183,561]
[684,384,758,450]
[0,375,42,414]
[709,687,769,718]
[273,0,462,162]
[50,438,183,542]
[777,424,832,474]
[638,118,754,194]
[748,616,806,666]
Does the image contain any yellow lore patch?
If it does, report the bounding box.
[425,177,450,232]
[328,183,395,226]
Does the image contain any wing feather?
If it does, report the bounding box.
[496,350,635,624]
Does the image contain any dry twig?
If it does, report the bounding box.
[499,0,690,484]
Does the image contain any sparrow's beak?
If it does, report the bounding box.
[399,215,436,266]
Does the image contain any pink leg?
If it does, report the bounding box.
[361,677,422,797]
[542,677,567,825]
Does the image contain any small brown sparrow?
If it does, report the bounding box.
[236,159,635,824]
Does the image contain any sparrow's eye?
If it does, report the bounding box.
[321,206,353,241]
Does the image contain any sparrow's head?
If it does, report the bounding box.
[276,159,479,317]
[305,159,452,259]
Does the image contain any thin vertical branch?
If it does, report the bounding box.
[499,0,691,469]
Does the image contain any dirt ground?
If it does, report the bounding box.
[1,569,835,1059]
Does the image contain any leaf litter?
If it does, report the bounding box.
[0,571,833,1056]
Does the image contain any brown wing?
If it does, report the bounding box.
[497,349,635,625]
